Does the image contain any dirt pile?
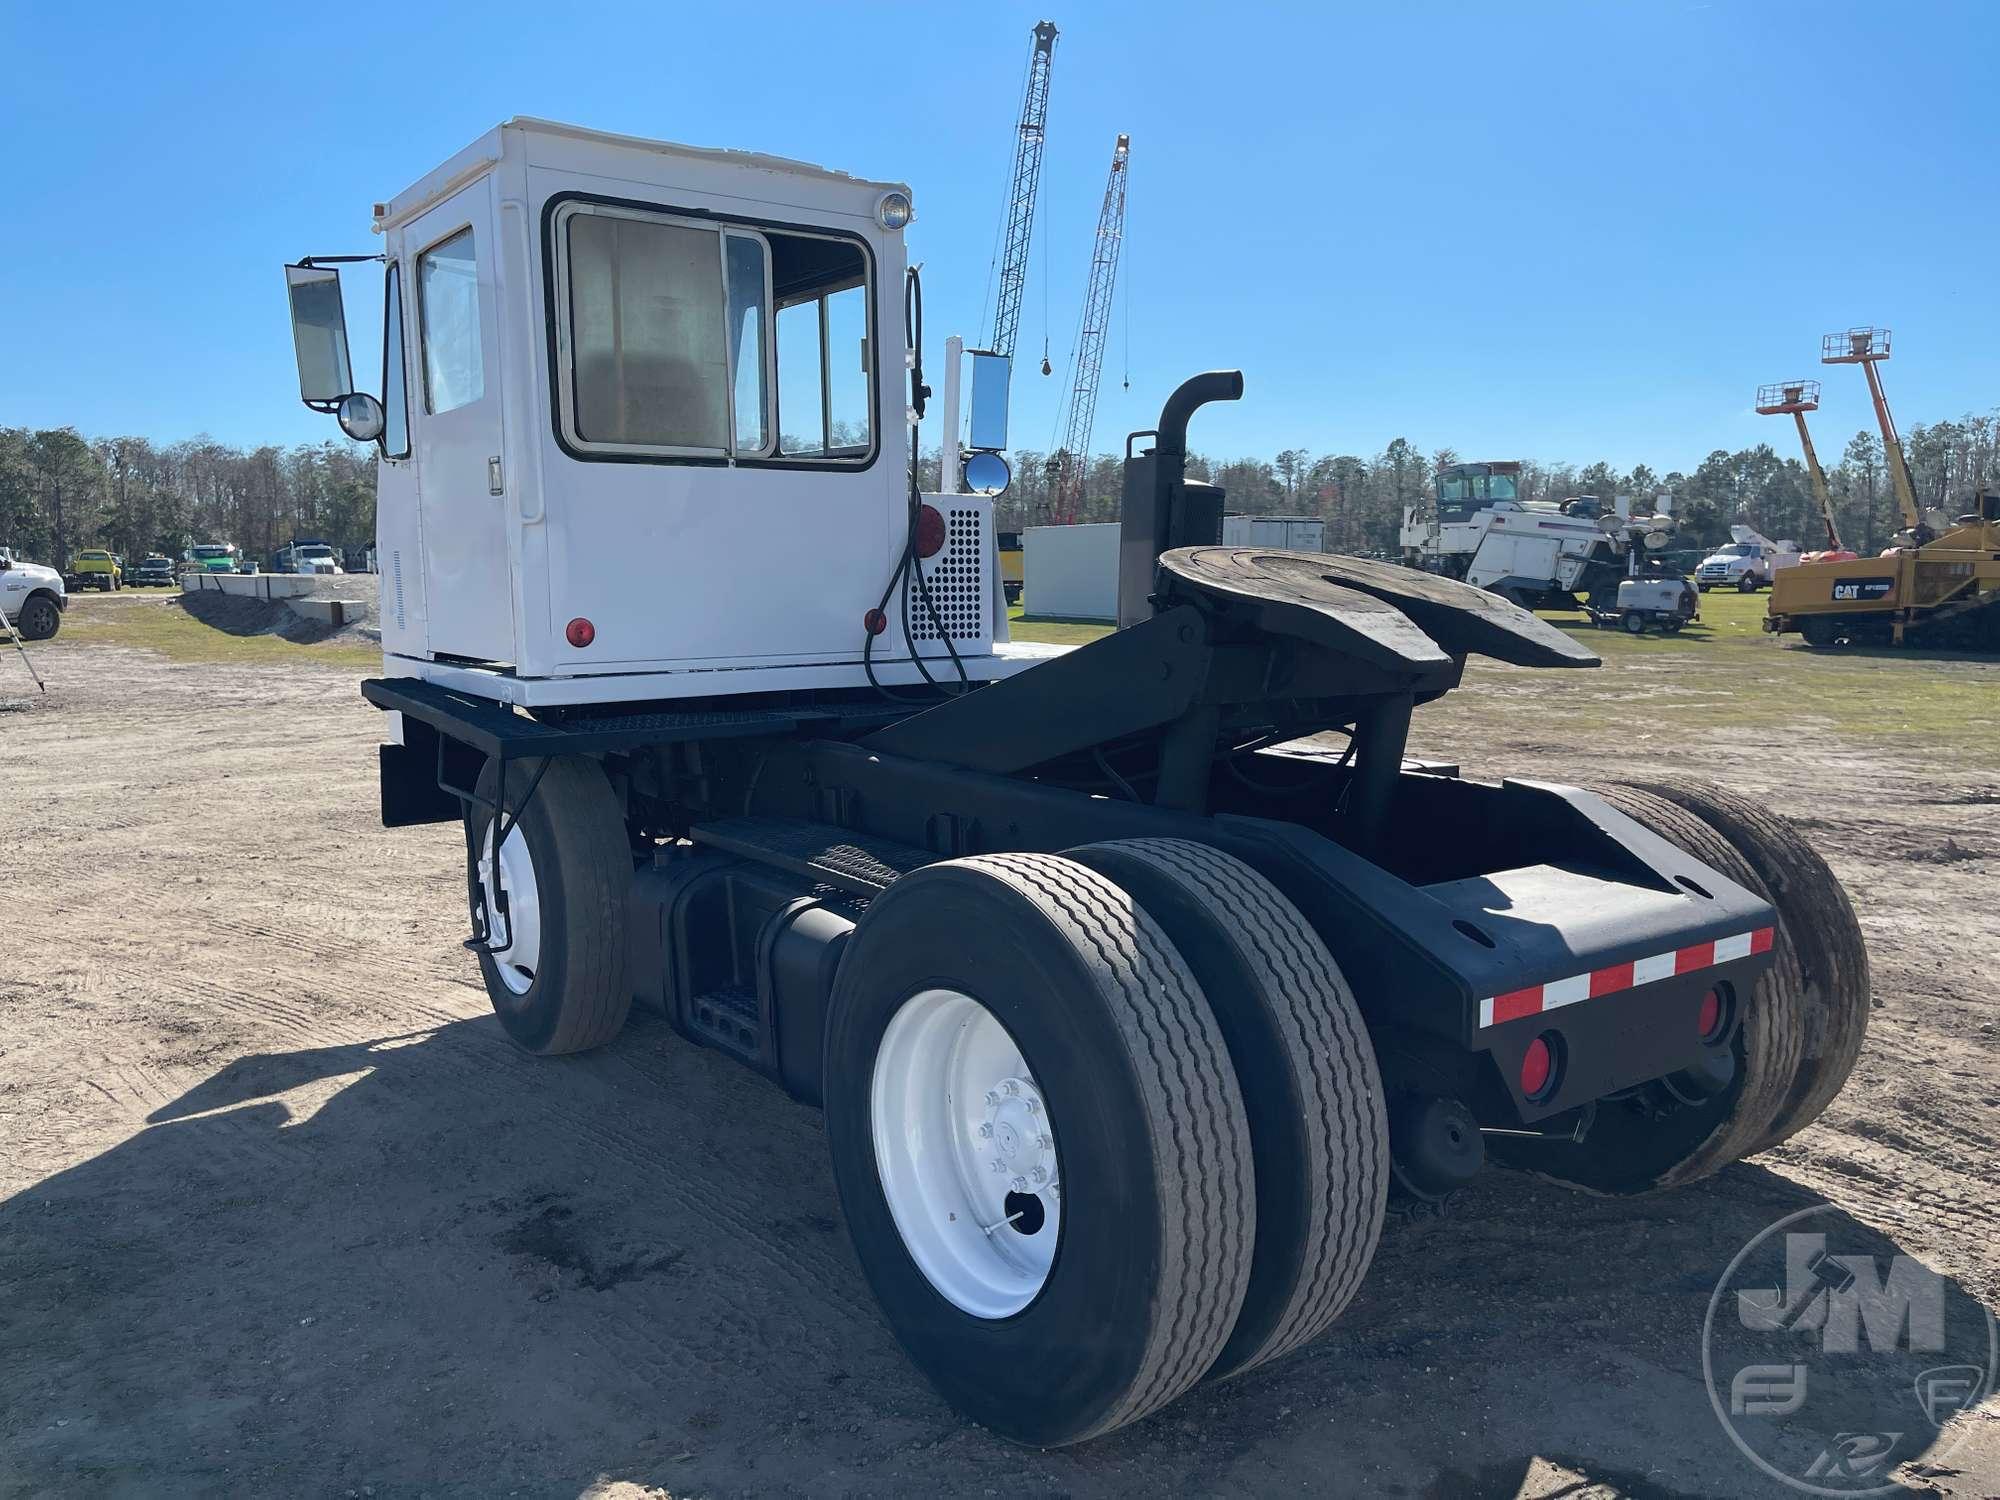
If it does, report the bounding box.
[175,587,378,645]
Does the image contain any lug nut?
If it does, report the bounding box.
[1023,1098,1039,1114]
[984,1090,1000,1106]
[977,1122,993,1138]
[1003,1080,1020,1096]
[1029,1166,1047,1184]
[1011,1175,1028,1192]
[1036,1134,1052,1151]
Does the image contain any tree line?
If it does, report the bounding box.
[0,428,376,569]
[9,404,1997,572]
[991,405,2000,556]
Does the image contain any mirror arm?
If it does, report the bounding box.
[296,253,385,269]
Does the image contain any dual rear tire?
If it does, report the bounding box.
[823,843,1388,1446]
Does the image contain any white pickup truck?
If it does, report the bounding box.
[1694,526,1800,593]
[0,550,66,640]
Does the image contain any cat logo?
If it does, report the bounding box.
[1830,577,1895,603]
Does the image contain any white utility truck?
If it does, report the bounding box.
[1694,524,1800,593]
[0,549,65,640]
[284,118,1868,1447]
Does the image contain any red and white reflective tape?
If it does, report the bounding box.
[1477,926,1774,1029]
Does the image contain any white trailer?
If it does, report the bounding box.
[1222,514,1324,551]
[1021,522,1119,620]
[280,118,1867,1449]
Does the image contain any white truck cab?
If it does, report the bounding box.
[1694,525,1800,593]
[284,118,1018,707]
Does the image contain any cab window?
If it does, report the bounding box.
[383,262,411,458]
[552,198,872,465]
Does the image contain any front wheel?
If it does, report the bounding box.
[824,853,1256,1446]
[1622,611,1647,635]
[15,597,60,641]
[465,755,632,1054]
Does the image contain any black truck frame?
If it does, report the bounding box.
[351,372,1865,1446]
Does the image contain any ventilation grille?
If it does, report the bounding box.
[392,549,406,632]
[905,505,986,643]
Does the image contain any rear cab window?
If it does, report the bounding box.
[550,197,874,466]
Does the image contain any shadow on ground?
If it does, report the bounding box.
[1,1014,1983,1497]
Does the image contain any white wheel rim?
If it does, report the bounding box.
[479,820,542,995]
[870,989,1062,1319]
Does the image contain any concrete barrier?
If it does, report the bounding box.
[287,597,359,627]
[182,571,320,600]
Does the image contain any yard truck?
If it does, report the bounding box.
[282,118,1869,1447]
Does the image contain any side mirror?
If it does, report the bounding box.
[337,393,386,444]
[962,450,1011,497]
[284,264,355,406]
[967,350,1011,454]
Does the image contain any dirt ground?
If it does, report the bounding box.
[2,596,1997,1498]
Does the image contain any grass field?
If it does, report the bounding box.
[43,590,380,673]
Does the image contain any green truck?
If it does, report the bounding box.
[187,543,242,573]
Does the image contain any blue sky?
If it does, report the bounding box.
[4,1,1995,472]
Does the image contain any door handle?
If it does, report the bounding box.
[488,456,504,496]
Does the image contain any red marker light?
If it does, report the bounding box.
[565,617,596,648]
[863,608,888,636]
[915,504,946,559]
[1698,988,1725,1042]
[1520,1034,1556,1100]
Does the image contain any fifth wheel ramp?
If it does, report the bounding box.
[1156,547,1601,670]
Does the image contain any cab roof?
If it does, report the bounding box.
[373,117,910,234]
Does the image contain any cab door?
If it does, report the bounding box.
[406,180,513,661]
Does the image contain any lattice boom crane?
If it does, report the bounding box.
[1047,132,1129,525]
[988,21,1058,370]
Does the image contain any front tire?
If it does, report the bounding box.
[824,853,1256,1446]
[1066,838,1387,1381]
[16,596,60,641]
[465,755,632,1055]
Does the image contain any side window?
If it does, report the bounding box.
[382,263,410,458]
[419,228,484,415]
[775,278,872,456]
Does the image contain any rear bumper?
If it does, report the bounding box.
[1212,773,1778,1124]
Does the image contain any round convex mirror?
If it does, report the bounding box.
[337,392,386,444]
[962,450,1011,498]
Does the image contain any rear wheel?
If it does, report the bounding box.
[1737,574,1758,593]
[1608,777,1869,1152]
[824,853,1255,1446]
[16,596,60,641]
[465,755,632,1055]
[1798,616,1843,647]
[1622,611,1647,635]
[1066,838,1388,1381]
[1489,783,1810,1193]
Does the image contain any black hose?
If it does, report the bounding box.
[862,266,969,702]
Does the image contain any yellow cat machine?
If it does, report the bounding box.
[1766,329,2000,648]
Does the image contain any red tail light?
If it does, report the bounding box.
[1520,1034,1557,1100]
[1698,987,1726,1043]
[915,504,946,559]
[565,617,595,648]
